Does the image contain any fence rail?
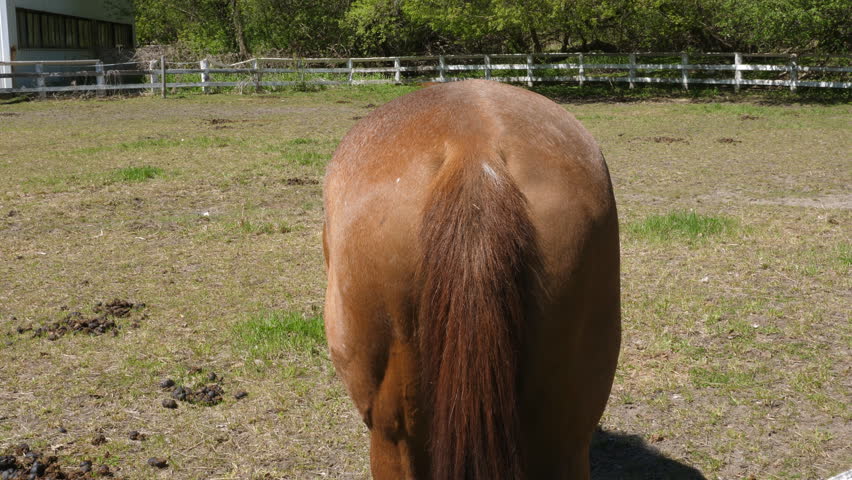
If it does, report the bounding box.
[1,52,850,96]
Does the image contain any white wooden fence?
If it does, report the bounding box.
[1,52,850,97]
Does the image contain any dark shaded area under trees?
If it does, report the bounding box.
[132,0,849,58]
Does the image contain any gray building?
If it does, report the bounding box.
[1,0,135,88]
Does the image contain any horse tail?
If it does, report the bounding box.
[418,152,538,479]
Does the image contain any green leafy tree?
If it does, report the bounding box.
[134,0,235,53]
[131,0,850,55]
[401,0,557,52]
[344,0,433,55]
[240,0,350,56]
[712,0,851,53]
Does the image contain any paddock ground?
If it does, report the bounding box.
[0,87,849,479]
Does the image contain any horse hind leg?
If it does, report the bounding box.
[325,286,427,479]
[367,341,429,480]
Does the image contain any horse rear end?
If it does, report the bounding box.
[323,80,620,479]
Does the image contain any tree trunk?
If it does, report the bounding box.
[230,0,249,59]
[560,32,570,52]
[529,26,542,53]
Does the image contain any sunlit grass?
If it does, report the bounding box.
[232,310,326,362]
[627,211,738,242]
[112,165,164,182]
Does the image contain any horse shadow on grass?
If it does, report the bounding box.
[591,428,706,480]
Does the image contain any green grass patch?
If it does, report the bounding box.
[263,138,333,167]
[112,165,164,182]
[75,136,235,155]
[225,218,292,235]
[686,102,769,116]
[119,138,182,150]
[837,243,851,266]
[627,211,738,242]
[120,136,233,150]
[0,95,31,105]
[233,310,326,361]
[689,366,755,389]
[531,83,852,105]
[288,83,416,103]
[286,138,319,145]
[284,151,330,166]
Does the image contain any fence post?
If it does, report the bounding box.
[200,58,210,93]
[484,54,491,80]
[394,57,401,84]
[347,58,354,85]
[148,60,157,95]
[253,59,263,93]
[160,55,166,98]
[95,61,105,97]
[578,53,585,87]
[628,53,636,89]
[789,54,797,92]
[34,63,46,99]
[438,55,446,82]
[681,53,689,90]
[526,54,534,87]
[0,60,9,90]
[734,52,742,93]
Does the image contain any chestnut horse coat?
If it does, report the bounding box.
[323,80,620,479]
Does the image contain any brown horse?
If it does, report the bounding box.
[322,80,620,479]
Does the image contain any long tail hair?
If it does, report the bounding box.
[418,153,539,479]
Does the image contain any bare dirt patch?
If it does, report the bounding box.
[206,118,233,125]
[652,136,688,144]
[695,190,852,210]
[629,136,689,144]
[749,193,852,209]
[205,118,235,130]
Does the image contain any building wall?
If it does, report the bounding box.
[1,0,134,89]
[14,0,133,24]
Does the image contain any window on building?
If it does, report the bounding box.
[114,24,132,48]
[16,9,132,50]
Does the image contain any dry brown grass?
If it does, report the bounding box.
[0,88,849,479]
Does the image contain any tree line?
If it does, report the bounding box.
[132,0,851,57]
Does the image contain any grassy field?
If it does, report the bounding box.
[0,86,849,480]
